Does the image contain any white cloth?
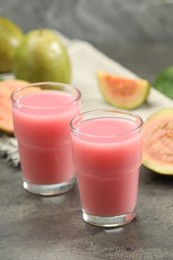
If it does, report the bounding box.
[1,36,173,166]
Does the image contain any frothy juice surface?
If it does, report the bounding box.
[71,117,142,216]
[13,91,81,184]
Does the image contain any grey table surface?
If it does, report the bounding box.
[1,44,173,260]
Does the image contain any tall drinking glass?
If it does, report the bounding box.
[70,109,143,227]
[11,82,81,196]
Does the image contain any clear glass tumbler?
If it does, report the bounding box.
[70,109,143,227]
[11,82,81,196]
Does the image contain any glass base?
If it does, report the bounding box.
[82,209,135,227]
[23,178,75,196]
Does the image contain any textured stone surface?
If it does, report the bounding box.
[1,148,173,259]
[1,0,173,44]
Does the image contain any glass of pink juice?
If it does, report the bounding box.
[11,82,81,196]
[70,109,143,227]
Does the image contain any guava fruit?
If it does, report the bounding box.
[143,108,173,175]
[97,71,150,109]
[153,66,173,99]
[13,29,71,84]
[0,79,29,135]
[0,17,24,73]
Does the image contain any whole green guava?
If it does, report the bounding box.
[13,29,71,84]
[0,17,24,73]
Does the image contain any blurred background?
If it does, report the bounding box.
[1,0,173,45]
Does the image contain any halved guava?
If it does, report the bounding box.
[143,108,173,175]
[0,79,29,135]
[97,71,150,109]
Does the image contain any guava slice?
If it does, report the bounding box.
[0,79,29,135]
[143,108,173,175]
[97,71,150,109]
[153,66,173,99]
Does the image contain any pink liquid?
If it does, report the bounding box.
[13,91,81,185]
[71,118,143,216]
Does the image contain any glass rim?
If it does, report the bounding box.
[70,108,143,139]
[11,82,81,110]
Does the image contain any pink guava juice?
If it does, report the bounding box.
[12,90,81,185]
[71,116,143,217]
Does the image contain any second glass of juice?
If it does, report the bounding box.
[11,82,81,196]
[70,109,143,227]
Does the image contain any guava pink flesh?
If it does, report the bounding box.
[100,74,148,107]
[143,117,173,165]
